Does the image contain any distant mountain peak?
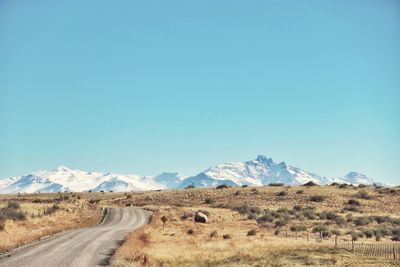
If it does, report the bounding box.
[256,155,273,164]
[0,155,382,194]
[54,166,72,172]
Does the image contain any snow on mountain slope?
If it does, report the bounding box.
[0,176,19,190]
[333,172,377,186]
[178,155,333,188]
[0,167,163,194]
[151,172,187,188]
[0,156,380,194]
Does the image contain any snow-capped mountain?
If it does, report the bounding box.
[0,166,168,194]
[179,155,332,188]
[0,155,380,194]
[333,172,377,186]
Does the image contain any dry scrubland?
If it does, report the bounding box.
[112,184,400,266]
[0,193,100,252]
[1,184,400,266]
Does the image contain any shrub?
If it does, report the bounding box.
[319,211,338,221]
[339,183,349,189]
[335,215,346,225]
[204,197,214,204]
[358,184,368,188]
[181,212,193,220]
[247,213,257,220]
[234,204,251,214]
[331,229,342,236]
[353,216,370,226]
[257,214,274,224]
[355,191,372,200]
[303,181,318,187]
[187,229,194,235]
[277,191,288,197]
[223,234,231,239]
[185,184,195,189]
[302,208,317,220]
[251,188,259,194]
[234,190,240,196]
[290,225,306,232]
[44,204,60,216]
[313,224,330,237]
[247,229,257,236]
[1,206,26,221]
[351,231,362,241]
[275,217,290,228]
[374,215,391,224]
[293,205,303,211]
[347,199,360,206]
[309,195,325,202]
[363,229,374,238]
[7,201,20,209]
[296,190,304,194]
[343,205,362,213]
[250,207,262,214]
[210,230,218,238]
[330,182,339,186]
[216,184,228,189]
[241,185,248,188]
[268,183,284,187]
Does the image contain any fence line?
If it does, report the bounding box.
[271,228,400,259]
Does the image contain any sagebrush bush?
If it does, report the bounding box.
[210,230,218,238]
[303,181,319,187]
[216,184,228,189]
[309,195,325,202]
[277,191,288,197]
[290,225,306,232]
[204,197,214,204]
[7,201,20,209]
[347,199,360,206]
[247,229,257,236]
[268,183,284,187]
[355,190,372,200]
[44,204,59,216]
[223,234,231,239]
[353,216,370,226]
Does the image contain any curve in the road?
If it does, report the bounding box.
[0,207,152,267]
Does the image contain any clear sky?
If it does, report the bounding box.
[0,1,399,184]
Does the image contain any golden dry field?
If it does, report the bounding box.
[1,184,400,266]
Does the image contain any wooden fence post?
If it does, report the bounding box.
[393,246,396,259]
[334,236,337,248]
[352,240,355,253]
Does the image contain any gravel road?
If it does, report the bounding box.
[0,207,152,267]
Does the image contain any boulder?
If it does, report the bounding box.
[194,212,208,223]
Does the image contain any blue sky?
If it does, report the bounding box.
[0,1,399,184]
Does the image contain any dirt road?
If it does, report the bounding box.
[0,207,152,267]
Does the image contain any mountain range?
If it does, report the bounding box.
[0,155,378,194]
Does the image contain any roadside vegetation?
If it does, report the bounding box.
[1,184,399,266]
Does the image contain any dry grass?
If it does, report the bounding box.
[1,185,399,265]
[107,185,400,214]
[0,194,100,252]
[114,206,399,266]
